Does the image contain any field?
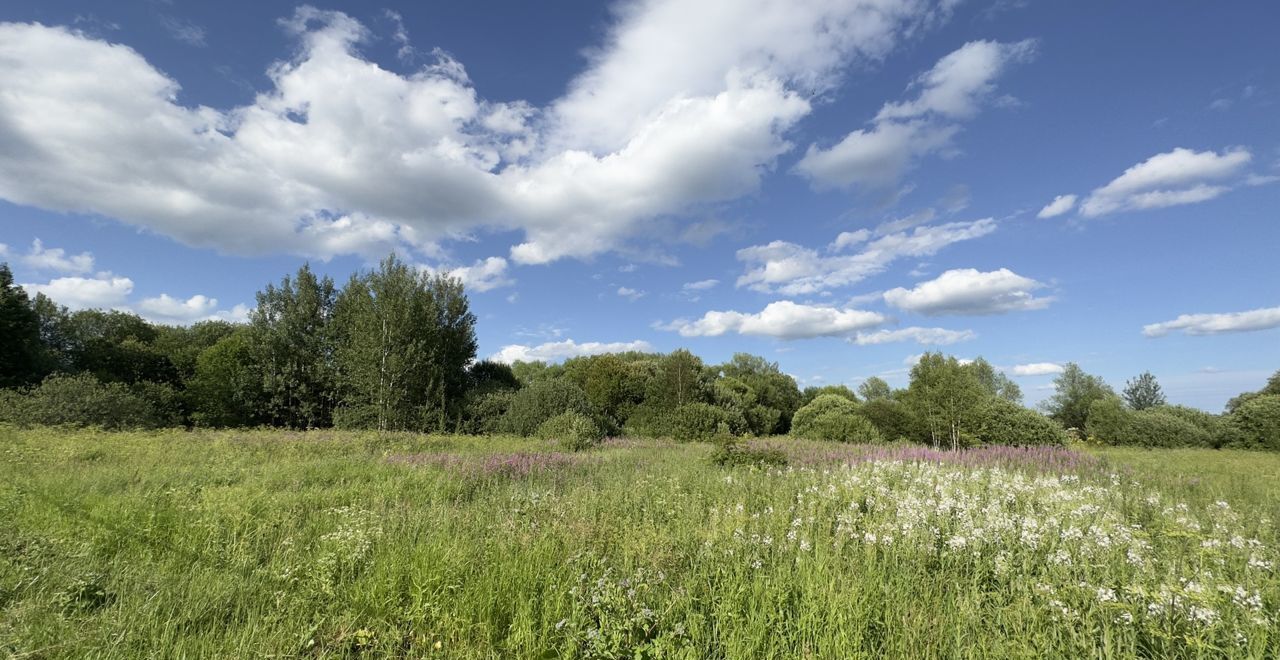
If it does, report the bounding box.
[2,428,1278,658]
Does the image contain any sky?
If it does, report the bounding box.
[1,0,1278,411]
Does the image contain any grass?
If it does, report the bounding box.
[1,427,1277,658]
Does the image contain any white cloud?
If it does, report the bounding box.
[490,338,654,364]
[659,300,885,339]
[15,238,94,274]
[737,218,996,295]
[795,39,1035,189]
[1036,194,1077,219]
[21,275,133,310]
[682,279,719,291]
[1010,362,1064,376]
[829,229,871,251]
[1143,305,1280,337]
[850,326,975,345]
[135,294,249,325]
[158,15,206,47]
[1079,147,1253,217]
[422,256,513,292]
[0,3,960,266]
[884,268,1052,315]
[617,286,646,301]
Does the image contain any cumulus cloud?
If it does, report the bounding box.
[884,268,1052,315]
[737,218,996,295]
[135,294,250,325]
[1143,305,1280,337]
[849,326,975,345]
[0,2,960,266]
[1010,362,1064,376]
[21,275,133,310]
[1079,147,1253,217]
[1036,194,1076,218]
[795,39,1036,189]
[489,338,654,364]
[659,300,885,339]
[421,256,513,292]
[13,238,94,274]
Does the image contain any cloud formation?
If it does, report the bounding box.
[1079,147,1253,217]
[0,2,961,266]
[849,326,976,345]
[737,218,997,295]
[659,301,885,339]
[1010,362,1064,376]
[795,39,1036,189]
[1143,305,1280,337]
[883,268,1052,315]
[490,338,654,363]
[1036,194,1076,218]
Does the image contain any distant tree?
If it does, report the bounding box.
[647,349,711,411]
[719,353,801,433]
[467,360,520,397]
[967,358,1022,405]
[188,328,264,427]
[1122,371,1166,410]
[332,255,476,431]
[802,385,858,404]
[153,320,238,382]
[1226,369,1280,413]
[510,360,564,386]
[0,263,44,388]
[791,394,883,443]
[58,309,177,385]
[906,353,986,450]
[1041,363,1114,431]
[250,263,337,428]
[857,377,892,401]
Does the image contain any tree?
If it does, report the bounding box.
[718,353,802,433]
[790,394,883,443]
[802,385,858,404]
[1041,363,1114,431]
[1122,371,1166,410]
[250,264,336,428]
[857,377,892,401]
[906,353,986,450]
[967,358,1022,404]
[332,255,476,432]
[647,349,711,411]
[188,328,264,427]
[0,263,44,388]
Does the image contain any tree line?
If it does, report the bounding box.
[2,259,1277,450]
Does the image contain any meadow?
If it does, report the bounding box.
[2,427,1278,658]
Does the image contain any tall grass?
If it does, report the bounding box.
[1,427,1277,658]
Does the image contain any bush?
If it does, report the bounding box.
[0,373,167,430]
[710,441,788,467]
[859,397,919,443]
[536,411,604,451]
[500,379,590,437]
[670,402,741,442]
[973,398,1068,447]
[1154,405,1231,448]
[1229,395,1280,451]
[791,394,883,443]
[463,390,516,435]
[1086,398,1210,448]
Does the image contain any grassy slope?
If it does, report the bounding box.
[2,428,1278,658]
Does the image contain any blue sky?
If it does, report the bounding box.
[1,1,1278,410]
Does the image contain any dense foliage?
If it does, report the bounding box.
[2,257,1277,450]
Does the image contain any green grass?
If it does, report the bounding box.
[1,427,1278,658]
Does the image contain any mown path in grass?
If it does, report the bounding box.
[2,428,1278,658]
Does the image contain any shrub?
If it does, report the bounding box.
[791,394,883,443]
[1229,395,1280,451]
[710,441,788,467]
[1154,405,1231,448]
[0,373,165,430]
[500,379,590,437]
[620,401,672,439]
[670,402,741,442]
[1086,398,1210,448]
[859,397,919,443]
[536,411,604,451]
[972,398,1068,447]
[463,390,516,435]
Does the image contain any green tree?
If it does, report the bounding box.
[1122,371,1166,410]
[718,353,801,433]
[790,394,883,443]
[1042,362,1114,431]
[906,353,986,450]
[0,263,44,388]
[188,328,264,427]
[647,349,711,411]
[251,263,337,428]
[857,377,892,401]
[967,357,1022,404]
[802,385,858,404]
[332,256,475,431]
